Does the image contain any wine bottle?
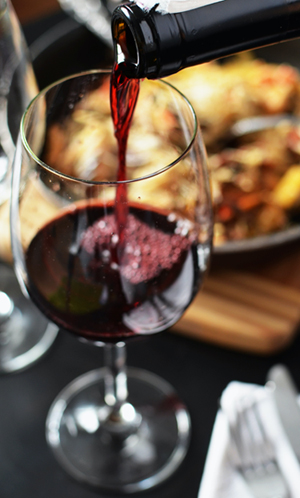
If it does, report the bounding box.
[111,0,300,78]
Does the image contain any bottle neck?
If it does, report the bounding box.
[111,0,300,79]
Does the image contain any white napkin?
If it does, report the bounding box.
[198,381,300,498]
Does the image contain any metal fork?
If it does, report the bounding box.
[226,394,290,498]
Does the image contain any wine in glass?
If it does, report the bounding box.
[0,0,57,373]
[11,69,213,491]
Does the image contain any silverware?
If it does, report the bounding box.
[223,393,290,498]
[267,364,300,459]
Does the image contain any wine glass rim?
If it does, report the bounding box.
[20,69,199,186]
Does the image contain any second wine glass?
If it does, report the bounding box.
[11,70,213,492]
[0,0,58,373]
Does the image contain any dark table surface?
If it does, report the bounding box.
[1,10,300,498]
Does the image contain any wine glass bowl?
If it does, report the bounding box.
[0,0,58,373]
[11,70,213,491]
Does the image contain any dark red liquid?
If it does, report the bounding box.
[25,203,201,341]
[110,62,140,242]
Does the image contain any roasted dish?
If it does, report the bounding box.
[167,54,300,247]
[42,54,300,249]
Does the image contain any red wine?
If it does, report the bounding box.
[25,203,201,341]
[110,62,139,244]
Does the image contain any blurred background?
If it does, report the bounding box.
[11,0,61,24]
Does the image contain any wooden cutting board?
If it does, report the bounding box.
[172,248,300,355]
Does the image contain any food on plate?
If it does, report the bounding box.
[42,54,300,247]
[167,55,300,245]
[208,123,300,245]
[167,54,300,150]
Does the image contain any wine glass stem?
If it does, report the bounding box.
[0,290,13,325]
[104,341,128,409]
[0,290,14,346]
[102,341,141,435]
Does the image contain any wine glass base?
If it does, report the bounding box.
[46,366,191,493]
[0,264,58,373]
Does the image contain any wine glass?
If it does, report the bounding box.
[11,69,213,491]
[0,0,57,373]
